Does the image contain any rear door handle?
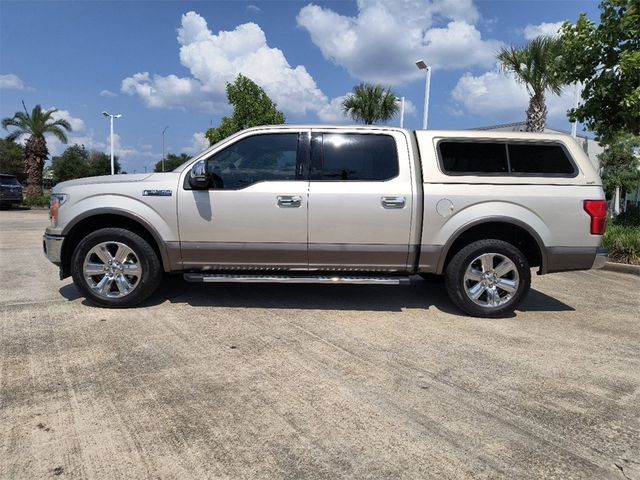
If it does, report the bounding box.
[381,196,406,209]
[277,195,302,208]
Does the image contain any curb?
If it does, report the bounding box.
[602,262,640,276]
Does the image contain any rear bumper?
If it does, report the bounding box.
[544,246,608,273]
[43,234,64,265]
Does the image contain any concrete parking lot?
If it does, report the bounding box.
[1,209,639,479]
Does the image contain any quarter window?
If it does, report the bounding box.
[206,134,300,189]
[508,144,576,174]
[315,133,399,181]
[438,140,576,176]
[439,142,508,174]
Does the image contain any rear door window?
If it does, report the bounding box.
[313,133,398,181]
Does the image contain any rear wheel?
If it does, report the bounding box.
[71,228,162,308]
[445,239,531,317]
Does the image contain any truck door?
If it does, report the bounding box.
[307,130,414,271]
[177,130,310,270]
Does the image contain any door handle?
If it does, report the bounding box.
[381,196,406,209]
[277,195,302,208]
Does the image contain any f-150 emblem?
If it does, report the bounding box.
[143,189,172,197]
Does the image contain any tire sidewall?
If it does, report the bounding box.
[445,239,531,318]
[71,228,161,308]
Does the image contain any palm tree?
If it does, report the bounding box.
[497,36,564,132]
[342,83,400,125]
[2,104,72,198]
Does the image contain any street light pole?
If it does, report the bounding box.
[162,126,169,172]
[415,60,431,130]
[396,96,405,128]
[102,111,122,175]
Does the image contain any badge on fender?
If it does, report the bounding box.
[143,190,173,196]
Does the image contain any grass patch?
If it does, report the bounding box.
[22,194,50,208]
[604,223,640,265]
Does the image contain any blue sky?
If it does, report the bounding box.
[1,0,600,173]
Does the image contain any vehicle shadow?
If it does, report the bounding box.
[60,275,575,316]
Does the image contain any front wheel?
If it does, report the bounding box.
[445,239,531,318]
[71,228,162,308]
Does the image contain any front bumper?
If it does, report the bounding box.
[591,247,608,269]
[43,234,64,264]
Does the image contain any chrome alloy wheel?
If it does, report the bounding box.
[463,253,519,308]
[82,241,142,299]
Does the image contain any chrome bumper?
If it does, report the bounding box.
[43,234,64,264]
[591,247,608,269]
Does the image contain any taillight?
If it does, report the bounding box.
[583,200,607,235]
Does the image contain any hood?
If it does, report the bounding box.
[53,172,182,191]
[55,173,153,190]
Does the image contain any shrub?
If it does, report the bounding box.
[23,195,50,208]
[603,224,640,265]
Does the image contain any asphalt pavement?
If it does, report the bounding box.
[1,209,639,479]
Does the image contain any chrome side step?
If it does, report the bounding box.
[183,273,411,285]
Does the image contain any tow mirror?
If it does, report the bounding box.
[189,160,210,189]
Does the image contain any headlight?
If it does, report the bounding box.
[50,193,68,226]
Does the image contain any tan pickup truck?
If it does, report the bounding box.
[44,126,608,317]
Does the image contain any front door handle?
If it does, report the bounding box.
[381,196,406,209]
[277,195,302,208]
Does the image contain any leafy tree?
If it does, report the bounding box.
[597,134,640,201]
[497,36,565,132]
[0,138,26,182]
[206,74,285,146]
[2,104,72,198]
[52,145,89,182]
[154,153,191,172]
[341,83,400,125]
[560,0,640,141]
[87,151,120,176]
[52,145,120,182]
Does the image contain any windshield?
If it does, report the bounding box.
[0,175,20,186]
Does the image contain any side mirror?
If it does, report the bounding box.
[189,160,210,189]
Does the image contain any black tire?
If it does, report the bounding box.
[71,227,162,308]
[445,239,531,318]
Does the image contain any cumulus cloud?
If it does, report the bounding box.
[99,89,118,97]
[0,74,26,90]
[523,21,564,40]
[296,0,503,84]
[183,131,210,154]
[121,11,328,117]
[450,65,575,125]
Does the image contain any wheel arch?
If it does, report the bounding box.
[437,217,547,275]
[60,208,171,278]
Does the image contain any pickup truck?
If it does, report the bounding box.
[43,126,608,317]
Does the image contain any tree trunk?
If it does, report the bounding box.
[525,93,547,132]
[24,134,48,198]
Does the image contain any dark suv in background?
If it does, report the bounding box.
[0,174,23,208]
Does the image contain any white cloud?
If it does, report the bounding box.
[99,89,118,97]
[523,21,564,40]
[183,131,210,154]
[121,11,328,117]
[247,4,261,13]
[0,74,26,90]
[51,109,86,132]
[450,65,575,125]
[296,0,503,84]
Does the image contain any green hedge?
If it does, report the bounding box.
[604,224,640,265]
[22,195,51,208]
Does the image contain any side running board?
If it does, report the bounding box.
[183,273,411,286]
